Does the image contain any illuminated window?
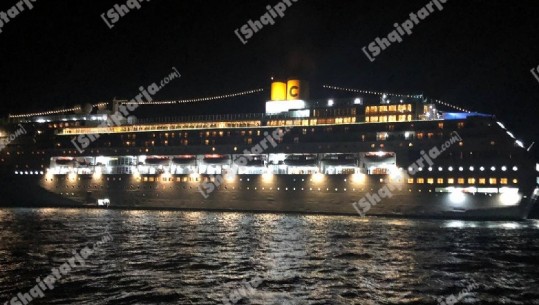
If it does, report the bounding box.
[458,122,465,129]
[458,178,465,184]
[388,105,397,112]
[388,115,397,122]
[149,177,155,182]
[417,178,425,184]
[427,178,434,185]
[447,178,454,184]
[407,178,414,184]
[377,132,388,141]
[379,106,388,112]
[468,178,476,184]
[438,122,444,129]
[398,115,407,122]
[479,178,486,185]
[437,178,444,184]
[489,178,497,185]
[500,178,508,185]
[143,177,148,182]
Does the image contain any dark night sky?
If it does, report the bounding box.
[1,0,538,156]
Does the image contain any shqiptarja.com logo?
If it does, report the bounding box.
[531,64,539,84]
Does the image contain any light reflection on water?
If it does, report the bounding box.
[0,208,538,304]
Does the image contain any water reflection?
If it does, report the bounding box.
[0,208,538,305]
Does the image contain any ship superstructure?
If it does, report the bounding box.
[1,80,537,219]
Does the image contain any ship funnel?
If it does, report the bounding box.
[286,79,309,101]
[270,79,309,101]
[270,81,287,101]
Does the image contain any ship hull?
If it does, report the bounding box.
[1,173,536,220]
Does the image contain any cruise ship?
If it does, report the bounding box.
[1,79,538,219]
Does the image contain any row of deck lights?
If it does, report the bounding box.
[9,88,263,118]
[19,166,519,177]
[130,89,265,105]
[15,171,44,175]
[323,85,474,113]
[323,85,421,99]
[413,166,518,172]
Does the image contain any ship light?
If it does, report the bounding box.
[506,131,515,139]
[428,167,433,172]
[499,188,521,206]
[45,169,54,179]
[469,166,474,172]
[501,166,507,172]
[262,173,274,183]
[515,140,524,148]
[438,167,443,172]
[491,166,496,171]
[312,173,325,183]
[354,98,362,105]
[497,122,506,129]
[458,167,464,172]
[328,99,334,107]
[445,220,466,229]
[449,188,466,204]
[480,166,485,172]
[97,198,110,207]
[388,167,403,180]
[351,173,366,184]
[68,172,77,181]
[93,167,102,179]
[161,172,172,181]
[448,166,454,172]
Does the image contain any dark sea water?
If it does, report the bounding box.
[1,208,539,305]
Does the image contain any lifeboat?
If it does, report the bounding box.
[172,155,196,164]
[363,152,395,161]
[234,155,265,166]
[203,154,230,164]
[145,156,170,165]
[55,157,75,165]
[321,154,358,166]
[284,154,318,166]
